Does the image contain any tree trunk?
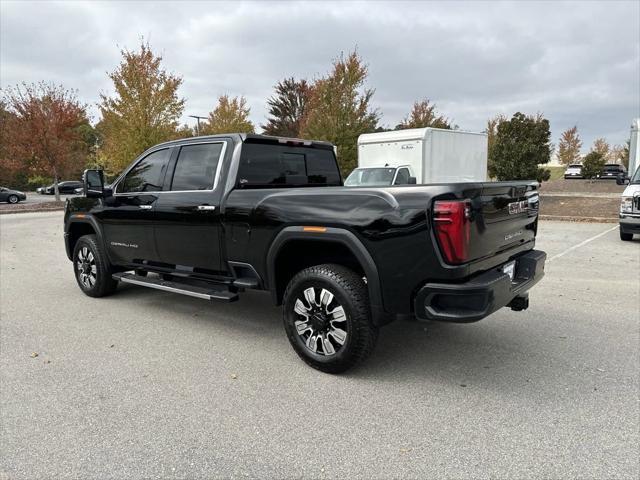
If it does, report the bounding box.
[53,170,60,202]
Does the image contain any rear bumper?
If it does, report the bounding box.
[414,250,546,323]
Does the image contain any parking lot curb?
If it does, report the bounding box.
[539,214,618,223]
[0,205,64,215]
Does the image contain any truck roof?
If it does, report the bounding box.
[153,133,335,150]
[358,127,487,145]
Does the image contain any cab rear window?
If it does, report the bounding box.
[237,144,341,188]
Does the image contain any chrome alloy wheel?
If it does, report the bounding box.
[293,287,348,356]
[76,246,97,289]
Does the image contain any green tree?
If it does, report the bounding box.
[581,151,606,179]
[1,82,88,200]
[557,126,582,166]
[262,77,310,137]
[485,114,506,178]
[98,41,185,175]
[301,50,379,175]
[396,99,451,130]
[489,112,552,182]
[202,95,254,135]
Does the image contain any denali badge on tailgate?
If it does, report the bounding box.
[508,200,527,215]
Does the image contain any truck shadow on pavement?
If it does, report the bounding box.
[113,284,548,387]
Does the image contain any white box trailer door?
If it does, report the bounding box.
[423,129,488,183]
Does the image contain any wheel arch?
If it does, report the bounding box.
[266,227,390,325]
[65,216,106,262]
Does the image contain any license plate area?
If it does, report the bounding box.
[502,260,516,281]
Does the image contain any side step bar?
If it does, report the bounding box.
[113,272,239,302]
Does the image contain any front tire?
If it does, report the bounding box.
[8,195,19,204]
[282,264,378,373]
[620,228,633,241]
[73,234,118,297]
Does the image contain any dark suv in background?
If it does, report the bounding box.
[37,181,83,195]
[600,164,626,180]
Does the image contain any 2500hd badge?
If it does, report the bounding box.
[64,133,546,373]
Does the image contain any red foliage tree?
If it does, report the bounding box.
[2,82,88,200]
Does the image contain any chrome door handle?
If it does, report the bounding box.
[139,205,153,210]
[196,205,216,211]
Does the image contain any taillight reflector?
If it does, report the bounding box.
[433,200,471,264]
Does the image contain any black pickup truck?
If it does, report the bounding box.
[64,133,546,373]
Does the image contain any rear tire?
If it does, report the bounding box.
[620,228,633,241]
[73,234,118,297]
[282,263,378,374]
[8,195,18,204]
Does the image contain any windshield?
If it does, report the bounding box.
[345,167,396,186]
[630,166,640,184]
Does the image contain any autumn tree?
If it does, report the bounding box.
[1,82,88,200]
[174,124,196,139]
[557,126,582,165]
[396,99,451,130]
[202,95,254,135]
[98,41,185,175]
[262,77,310,137]
[616,141,630,169]
[489,112,552,182]
[301,50,379,175]
[0,101,20,185]
[592,137,611,162]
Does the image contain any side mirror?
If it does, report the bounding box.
[408,176,417,184]
[84,169,105,198]
[616,173,630,185]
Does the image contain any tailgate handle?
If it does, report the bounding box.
[139,205,153,210]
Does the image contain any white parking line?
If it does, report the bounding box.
[547,225,618,262]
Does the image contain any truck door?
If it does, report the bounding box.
[100,148,172,266]
[152,141,228,275]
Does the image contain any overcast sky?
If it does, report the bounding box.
[1,0,639,151]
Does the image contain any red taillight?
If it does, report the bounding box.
[433,200,471,264]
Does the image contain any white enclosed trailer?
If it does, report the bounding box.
[628,118,640,177]
[350,127,488,185]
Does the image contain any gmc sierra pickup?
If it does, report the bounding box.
[64,133,546,373]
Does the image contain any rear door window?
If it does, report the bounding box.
[237,143,341,188]
[170,143,224,191]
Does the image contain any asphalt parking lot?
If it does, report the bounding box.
[1,212,638,479]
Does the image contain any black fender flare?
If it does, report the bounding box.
[64,214,108,262]
[266,226,390,326]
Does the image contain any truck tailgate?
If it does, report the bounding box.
[468,182,539,262]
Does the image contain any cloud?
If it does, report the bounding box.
[1,0,638,149]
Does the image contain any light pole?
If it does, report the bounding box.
[188,115,207,136]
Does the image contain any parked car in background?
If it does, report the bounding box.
[564,164,583,179]
[618,166,640,241]
[0,186,27,204]
[345,165,416,186]
[600,164,626,180]
[37,181,83,195]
